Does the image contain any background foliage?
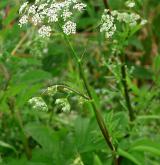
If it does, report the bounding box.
[0,0,160,164]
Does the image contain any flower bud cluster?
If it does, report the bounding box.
[55,98,71,113]
[19,0,86,37]
[112,11,141,27]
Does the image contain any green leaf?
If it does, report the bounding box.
[74,117,105,153]
[130,139,160,157]
[118,148,142,165]
[137,115,160,120]
[132,65,153,80]
[0,140,17,153]
[131,146,160,156]
[11,70,52,84]
[25,123,58,154]
[93,154,103,165]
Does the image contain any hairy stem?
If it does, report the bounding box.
[63,34,118,164]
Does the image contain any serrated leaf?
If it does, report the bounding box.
[25,123,58,154]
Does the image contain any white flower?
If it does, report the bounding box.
[100,8,147,39]
[130,13,140,21]
[19,15,28,27]
[63,21,76,35]
[46,8,59,22]
[38,3,48,12]
[111,10,119,16]
[140,19,147,25]
[38,25,52,38]
[111,11,141,27]
[51,2,65,10]
[35,0,40,4]
[62,10,72,21]
[32,13,42,25]
[100,10,116,38]
[28,97,48,111]
[125,1,135,8]
[73,3,87,11]
[19,0,87,37]
[19,2,28,14]
[28,5,37,15]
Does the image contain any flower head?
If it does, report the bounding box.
[100,8,147,39]
[19,15,28,27]
[73,3,87,11]
[38,25,52,38]
[100,9,116,38]
[19,0,87,37]
[63,21,76,35]
[28,97,48,111]
[55,98,71,113]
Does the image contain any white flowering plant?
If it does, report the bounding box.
[1,0,160,165]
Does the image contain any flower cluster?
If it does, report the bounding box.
[55,98,71,113]
[45,85,58,96]
[125,0,135,8]
[100,9,116,39]
[100,3,147,39]
[19,0,86,37]
[112,11,141,27]
[28,97,48,111]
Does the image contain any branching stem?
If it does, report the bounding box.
[63,34,118,165]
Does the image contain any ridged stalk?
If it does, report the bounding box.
[63,34,118,165]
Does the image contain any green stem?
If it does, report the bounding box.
[78,62,115,150]
[103,0,110,9]
[121,61,135,121]
[11,31,29,56]
[63,34,118,164]
[43,84,89,100]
